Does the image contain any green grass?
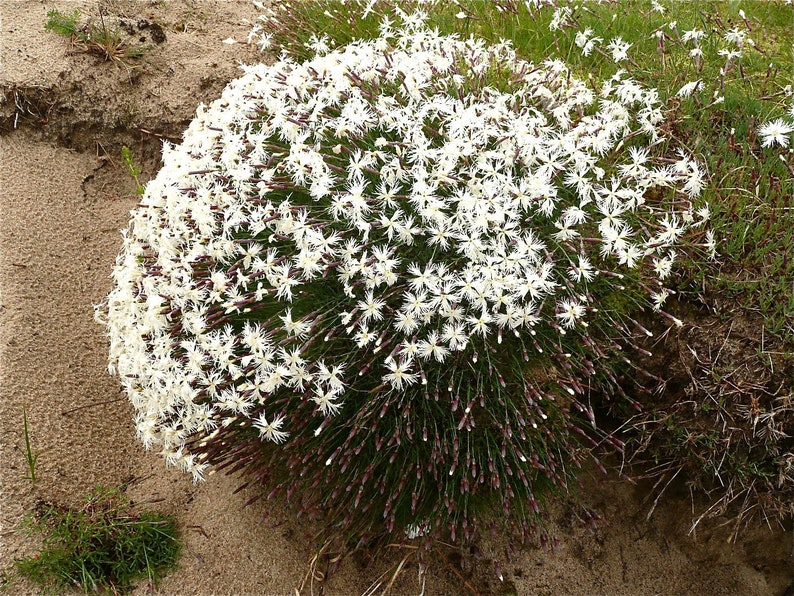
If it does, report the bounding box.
[21,407,41,483]
[13,488,180,595]
[45,8,148,67]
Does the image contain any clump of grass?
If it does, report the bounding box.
[14,487,180,595]
[44,8,148,67]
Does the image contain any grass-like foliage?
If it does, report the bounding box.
[44,9,147,66]
[99,8,711,553]
[14,488,180,595]
[21,407,41,483]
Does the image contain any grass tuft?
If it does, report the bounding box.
[13,487,180,595]
[45,9,148,67]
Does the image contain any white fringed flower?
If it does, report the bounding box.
[759,118,794,148]
[100,14,708,479]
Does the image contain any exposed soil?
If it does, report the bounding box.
[1,1,791,594]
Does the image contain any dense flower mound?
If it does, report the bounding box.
[101,18,710,545]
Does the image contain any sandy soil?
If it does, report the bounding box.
[0,1,791,594]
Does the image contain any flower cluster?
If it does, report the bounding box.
[100,16,709,543]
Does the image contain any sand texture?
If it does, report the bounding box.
[1,2,791,594]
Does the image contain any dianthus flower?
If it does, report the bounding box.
[100,15,709,543]
[758,118,794,148]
